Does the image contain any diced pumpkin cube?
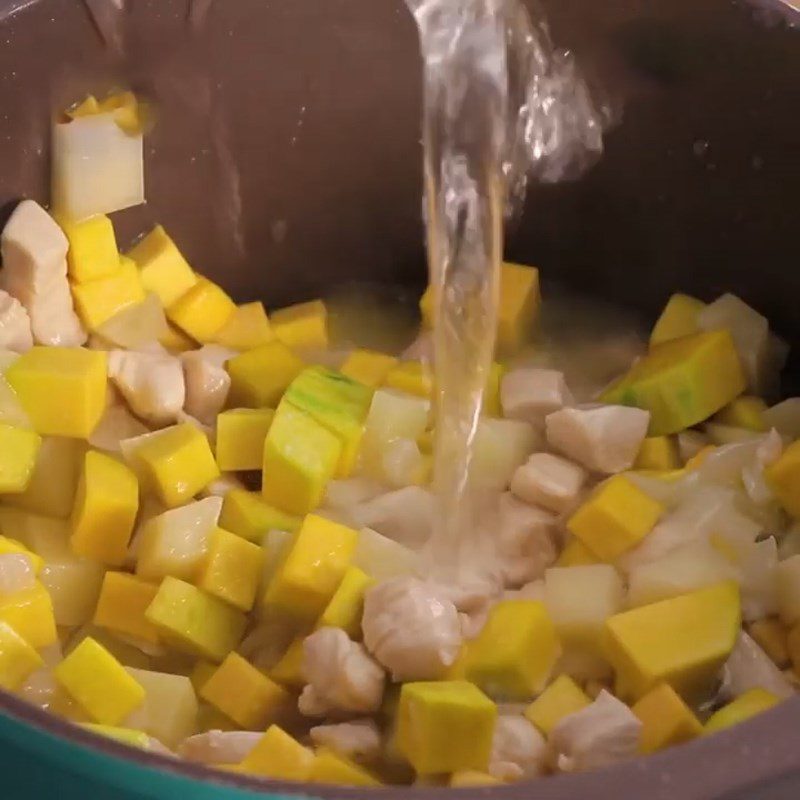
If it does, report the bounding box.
[71,257,146,330]
[309,748,381,787]
[464,600,559,700]
[634,436,679,471]
[713,396,768,432]
[450,771,503,787]
[748,618,789,668]
[167,277,236,343]
[127,225,198,307]
[0,424,41,493]
[567,476,664,562]
[524,675,591,735]
[39,556,105,628]
[81,725,151,750]
[6,347,107,439]
[316,566,373,638]
[216,408,275,471]
[219,489,301,542]
[765,440,800,518]
[631,683,703,754]
[340,349,398,388]
[240,725,314,780]
[200,652,290,729]
[649,293,705,347]
[0,509,70,561]
[556,539,600,567]
[0,536,43,574]
[197,527,263,611]
[0,620,43,690]
[126,423,219,507]
[145,577,246,662]
[158,322,196,353]
[54,637,145,725]
[190,661,217,694]
[269,636,306,689]
[261,403,341,516]
[271,299,328,350]
[0,581,57,648]
[384,361,432,398]
[605,581,741,702]
[397,681,497,774]
[214,301,274,351]
[60,214,119,284]
[70,450,139,566]
[93,571,161,645]
[703,688,779,734]
[263,513,357,623]
[227,340,305,408]
[601,330,746,435]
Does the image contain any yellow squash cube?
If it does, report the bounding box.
[450,771,503,787]
[524,675,591,735]
[748,618,789,667]
[127,225,198,307]
[127,423,219,507]
[159,322,196,353]
[713,396,768,432]
[765,439,800,518]
[464,600,560,700]
[219,489,301,542]
[81,725,152,750]
[556,539,600,567]
[0,536,43,573]
[216,408,275,472]
[0,424,41,493]
[601,330,746,435]
[6,347,107,439]
[340,349,398,388]
[189,661,216,694]
[214,301,274,351]
[71,257,146,330]
[269,636,306,689]
[0,620,43,690]
[60,214,119,283]
[384,361,432,398]
[197,527,263,611]
[240,725,314,780]
[54,637,145,725]
[201,652,290,729]
[567,476,664,562]
[397,681,497,775]
[167,277,236,343]
[605,581,741,702]
[310,748,381,787]
[227,340,305,408]
[261,403,341,516]
[71,450,139,566]
[649,293,705,347]
[631,683,703,754]
[0,581,57,648]
[263,513,357,623]
[145,577,246,662]
[634,436,680,471]
[66,94,100,118]
[703,688,779,734]
[271,299,328,350]
[93,571,161,645]
[316,565,373,638]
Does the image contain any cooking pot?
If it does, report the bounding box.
[0,0,798,798]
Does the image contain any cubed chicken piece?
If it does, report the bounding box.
[298,627,385,716]
[495,493,558,586]
[178,730,262,765]
[362,577,462,681]
[310,719,382,762]
[549,690,642,773]
[181,345,234,426]
[501,368,572,426]
[511,453,588,514]
[489,715,548,781]
[0,292,33,353]
[720,632,794,701]
[350,486,434,550]
[108,349,186,425]
[546,404,650,474]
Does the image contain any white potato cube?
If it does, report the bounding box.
[353,527,420,581]
[40,559,105,627]
[98,293,168,350]
[510,452,587,514]
[351,486,434,549]
[500,368,572,425]
[471,417,540,489]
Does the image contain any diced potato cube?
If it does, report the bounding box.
[197,527,263,611]
[384,361,432,398]
[6,347,107,439]
[240,725,315,780]
[54,637,145,725]
[471,417,539,490]
[0,619,43,690]
[524,675,591,735]
[340,349,398,388]
[775,555,800,625]
[59,214,119,284]
[269,636,306,689]
[0,581,57,648]
[713,396,768,432]
[567,476,664,562]
[631,683,702,754]
[464,600,559,700]
[127,226,198,307]
[70,450,138,566]
[93,571,161,645]
[271,299,328,350]
[397,681,497,774]
[316,566,373,638]
[219,489,301,542]
[634,436,680,471]
[216,408,274,472]
[601,330,746,435]
[213,301,274,351]
[167,277,236,343]
[263,514,357,623]
[71,257,146,330]
[40,557,105,627]
[556,539,600,568]
[0,509,70,561]
[309,748,381,787]
[227,340,305,408]
[145,577,247,662]
[766,441,800,518]
[703,688,779,734]
[261,403,341,516]
[201,652,290,729]
[605,581,741,702]
[649,293,705,347]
